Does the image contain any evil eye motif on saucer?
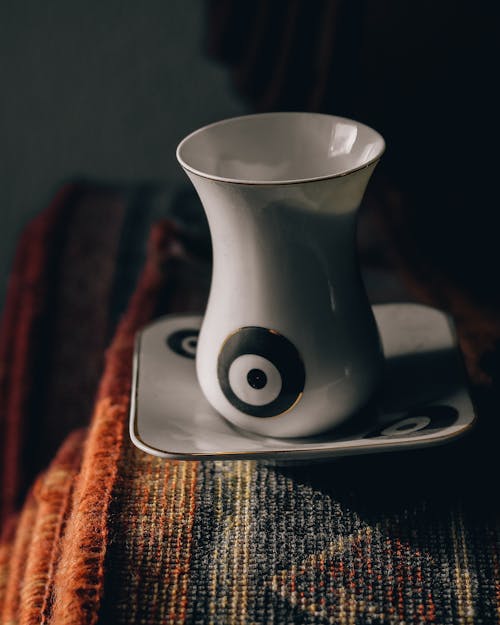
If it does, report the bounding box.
[217,327,305,418]
[365,404,458,438]
[166,329,199,359]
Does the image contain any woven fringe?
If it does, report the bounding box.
[19,429,86,625]
[0,489,39,623]
[0,184,77,523]
[50,221,181,625]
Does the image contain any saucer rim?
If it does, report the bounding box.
[129,307,476,461]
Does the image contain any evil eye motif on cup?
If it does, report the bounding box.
[166,329,199,359]
[217,327,305,418]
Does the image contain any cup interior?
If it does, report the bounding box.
[177,113,385,185]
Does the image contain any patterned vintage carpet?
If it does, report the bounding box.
[1,183,500,624]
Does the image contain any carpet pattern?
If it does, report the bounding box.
[1,186,500,624]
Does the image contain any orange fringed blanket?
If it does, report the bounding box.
[0,199,180,621]
[0,184,207,623]
[2,185,500,624]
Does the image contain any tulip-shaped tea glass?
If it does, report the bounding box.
[176,112,385,437]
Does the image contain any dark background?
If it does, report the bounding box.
[1,0,498,308]
[0,0,245,306]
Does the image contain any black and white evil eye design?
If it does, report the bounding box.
[166,329,199,359]
[365,405,458,438]
[218,327,305,418]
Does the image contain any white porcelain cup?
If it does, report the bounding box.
[176,112,385,437]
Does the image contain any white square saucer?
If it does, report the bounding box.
[129,304,476,461]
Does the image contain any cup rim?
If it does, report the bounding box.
[176,112,385,186]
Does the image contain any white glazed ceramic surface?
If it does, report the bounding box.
[176,113,386,437]
[129,304,476,460]
[176,112,385,184]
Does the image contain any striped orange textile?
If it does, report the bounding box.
[0,182,149,524]
[49,220,197,625]
[0,184,77,522]
[0,429,85,624]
